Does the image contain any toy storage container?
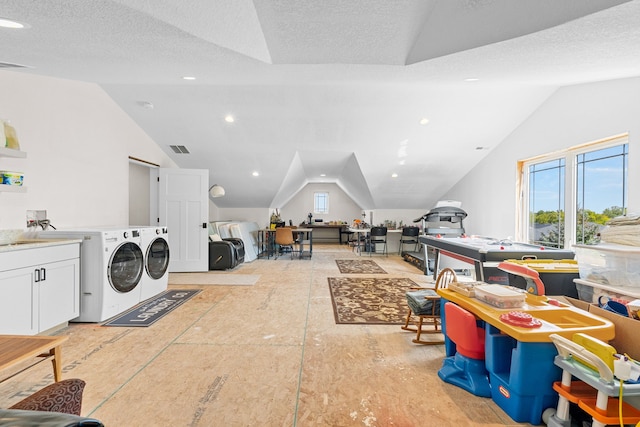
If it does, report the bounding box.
[474,284,525,308]
[574,243,640,288]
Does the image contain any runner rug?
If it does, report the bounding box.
[335,259,387,274]
[103,289,201,327]
[327,277,417,324]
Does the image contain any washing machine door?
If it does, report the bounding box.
[108,242,144,293]
[146,237,170,280]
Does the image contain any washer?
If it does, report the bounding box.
[38,227,144,322]
[138,226,170,301]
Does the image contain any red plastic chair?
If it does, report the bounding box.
[437,302,491,397]
[444,302,485,359]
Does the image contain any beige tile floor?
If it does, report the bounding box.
[0,244,538,426]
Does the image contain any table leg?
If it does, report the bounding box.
[50,346,63,382]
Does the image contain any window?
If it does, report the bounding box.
[314,192,329,214]
[518,135,628,248]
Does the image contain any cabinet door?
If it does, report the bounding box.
[0,267,36,335]
[37,258,80,331]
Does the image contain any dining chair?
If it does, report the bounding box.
[367,226,388,256]
[398,226,420,255]
[274,227,297,259]
[401,267,457,344]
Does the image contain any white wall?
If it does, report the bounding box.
[280,183,362,226]
[444,76,640,238]
[0,71,177,230]
[212,206,269,228]
[129,161,151,226]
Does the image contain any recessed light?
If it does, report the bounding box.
[320,174,326,177]
[224,115,235,123]
[0,18,26,29]
[137,101,154,110]
[464,78,479,82]
[419,118,429,125]
[252,171,259,177]
[182,76,196,80]
[391,173,398,178]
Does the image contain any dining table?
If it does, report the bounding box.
[257,228,313,259]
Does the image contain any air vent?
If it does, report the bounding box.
[0,61,30,69]
[169,145,190,154]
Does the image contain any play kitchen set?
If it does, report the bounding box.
[437,267,640,426]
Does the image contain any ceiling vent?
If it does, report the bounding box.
[0,61,30,69]
[169,145,190,154]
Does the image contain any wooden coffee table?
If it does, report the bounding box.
[0,335,68,382]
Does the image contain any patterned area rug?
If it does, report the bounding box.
[335,259,387,274]
[328,277,417,324]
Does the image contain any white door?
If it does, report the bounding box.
[159,168,209,272]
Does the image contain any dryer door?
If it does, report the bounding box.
[108,242,144,293]
[146,237,170,279]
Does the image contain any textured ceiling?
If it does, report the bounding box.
[1,0,639,209]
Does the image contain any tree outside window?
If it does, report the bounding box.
[521,136,628,248]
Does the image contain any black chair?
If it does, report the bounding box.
[398,226,420,255]
[339,226,354,245]
[367,226,388,256]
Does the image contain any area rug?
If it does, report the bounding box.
[335,259,387,274]
[168,273,259,286]
[327,277,417,324]
[103,289,201,327]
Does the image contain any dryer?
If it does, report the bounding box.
[138,226,170,301]
[38,227,144,322]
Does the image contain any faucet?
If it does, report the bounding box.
[26,219,56,230]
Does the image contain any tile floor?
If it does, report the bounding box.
[0,244,537,426]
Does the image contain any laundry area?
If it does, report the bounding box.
[3,1,640,425]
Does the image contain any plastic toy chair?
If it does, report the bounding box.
[437,302,491,397]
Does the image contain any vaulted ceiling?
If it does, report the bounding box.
[2,0,640,209]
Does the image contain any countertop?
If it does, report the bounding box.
[0,238,82,253]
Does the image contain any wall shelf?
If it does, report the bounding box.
[0,183,26,193]
[0,147,27,192]
[0,147,27,158]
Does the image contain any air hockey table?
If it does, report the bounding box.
[419,235,575,283]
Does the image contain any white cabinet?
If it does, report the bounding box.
[0,146,27,193]
[0,243,79,334]
[0,267,35,334]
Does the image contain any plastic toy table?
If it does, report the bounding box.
[437,288,614,424]
[421,235,575,283]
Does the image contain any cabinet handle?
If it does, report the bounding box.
[34,268,40,282]
[41,268,46,281]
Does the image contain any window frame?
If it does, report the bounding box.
[516,133,628,248]
[314,191,329,215]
